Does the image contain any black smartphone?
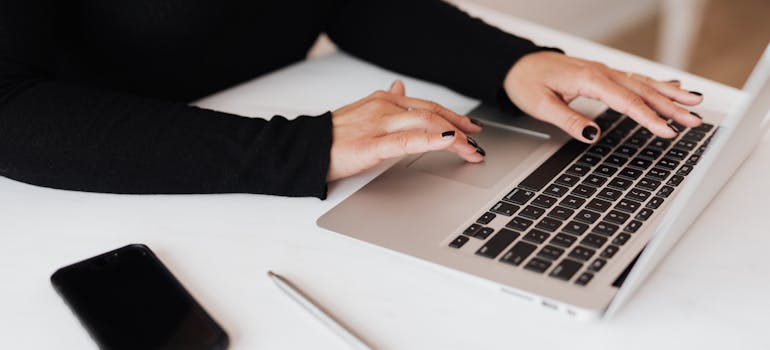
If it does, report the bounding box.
[51,244,229,350]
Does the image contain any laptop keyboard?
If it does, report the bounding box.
[448,109,716,286]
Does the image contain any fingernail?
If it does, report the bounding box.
[466,136,478,148]
[689,111,702,119]
[470,118,484,127]
[389,80,397,90]
[667,79,680,84]
[581,125,599,141]
[667,124,680,137]
[689,90,703,96]
[441,130,456,138]
[476,147,486,157]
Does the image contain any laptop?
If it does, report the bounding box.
[318,44,770,320]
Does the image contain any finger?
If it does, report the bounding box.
[615,74,702,128]
[627,73,703,106]
[381,109,483,157]
[581,74,677,138]
[376,92,482,134]
[371,129,483,163]
[389,79,406,96]
[533,90,602,143]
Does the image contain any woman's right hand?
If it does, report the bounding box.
[327,80,484,182]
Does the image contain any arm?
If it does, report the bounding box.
[0,1,331,197]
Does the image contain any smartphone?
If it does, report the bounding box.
[51,244,229,350]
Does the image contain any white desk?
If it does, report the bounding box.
[2,4,768,350]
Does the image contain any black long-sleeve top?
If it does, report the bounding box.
[0,0,548,198]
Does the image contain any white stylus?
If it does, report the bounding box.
[267,271,374,350]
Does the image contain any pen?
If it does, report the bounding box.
[267,271,374,350]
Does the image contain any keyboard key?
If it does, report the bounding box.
[555,174,580,187]
[588,144,612,157]
[593,221,619,237]
[586,198,612,213]
[550,259,583,281]
[449,235,469,248]
[476,212,496,225]
[628,157,653,170]
[618,167,644,180]
[686,155,701,165]
[657,185,675,198]
[683,130,706,142]
[626,135,646,147]
[638,148,662,160]
[597,187,622,201]
[626,187,652,202]
[615,198,642,213]
[605,154,628,167]
[648,138,672,151]
[594,164,618,177]
[463,224,481,236]
[537,245,565,260]
[582,174,608,187]
[543,184,570,198]
[694,123,714,132]
[677,164,694,176]
[568,246,596,261]
[571,184,597,198]
[518,140,589,191]
[533,194,558,208]
[490,201,519,216]
[588,258,607,272]
[476,229,520,258]
[547,206,574,221]
[615,117,638,132]
[575,272,594,285]
[647,167,671,181]
[633,128,654,139]
[646,196,664,209]
[536,217,563,232]
[612,233,632,245]
[605,210,630,225]
[575,210,601,224]
[600,245,620,259]
[598,134,621,147]
[578,154,602,166]
[551,233,577,248]
[506,216,533,231]
[675,140,697,151]
[667,175,685,187]
[657,158,680,170]
[504,188,535,205]
[520,205,546,220]
[524,257,552,273]
[637,178,661,191]
[523,229,551,244]
[666,148,688,161]
[624,220,643,233]
[635,208,654,221]
[563,221,589,235]
[475,227,494,239]
[597,109,623,124]
[607,177,633,190]
[566,164,591,177]
[500,242,537,266]
[616,144,638,157]
[669,120,687,133]
[581,233,608,249]
[560,195,586,209]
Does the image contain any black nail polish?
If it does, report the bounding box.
[667,79,680,84]
[441,130,456,138]
[466,136,478,148]
[667,124,680,137]
[689,111,702,119]
[470,118,484,127]
[581,125,598,141]
[689,90,703,96]
[476,147,486,157]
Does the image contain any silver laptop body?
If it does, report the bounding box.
[318,45,770,320]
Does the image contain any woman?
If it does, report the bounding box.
[0,0,703,199]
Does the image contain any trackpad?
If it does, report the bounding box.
[408,126,549,188]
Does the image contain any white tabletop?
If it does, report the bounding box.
[2,3,768,349]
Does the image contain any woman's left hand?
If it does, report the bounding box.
[503,51,705,143]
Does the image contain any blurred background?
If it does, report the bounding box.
[309,0,770,89]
